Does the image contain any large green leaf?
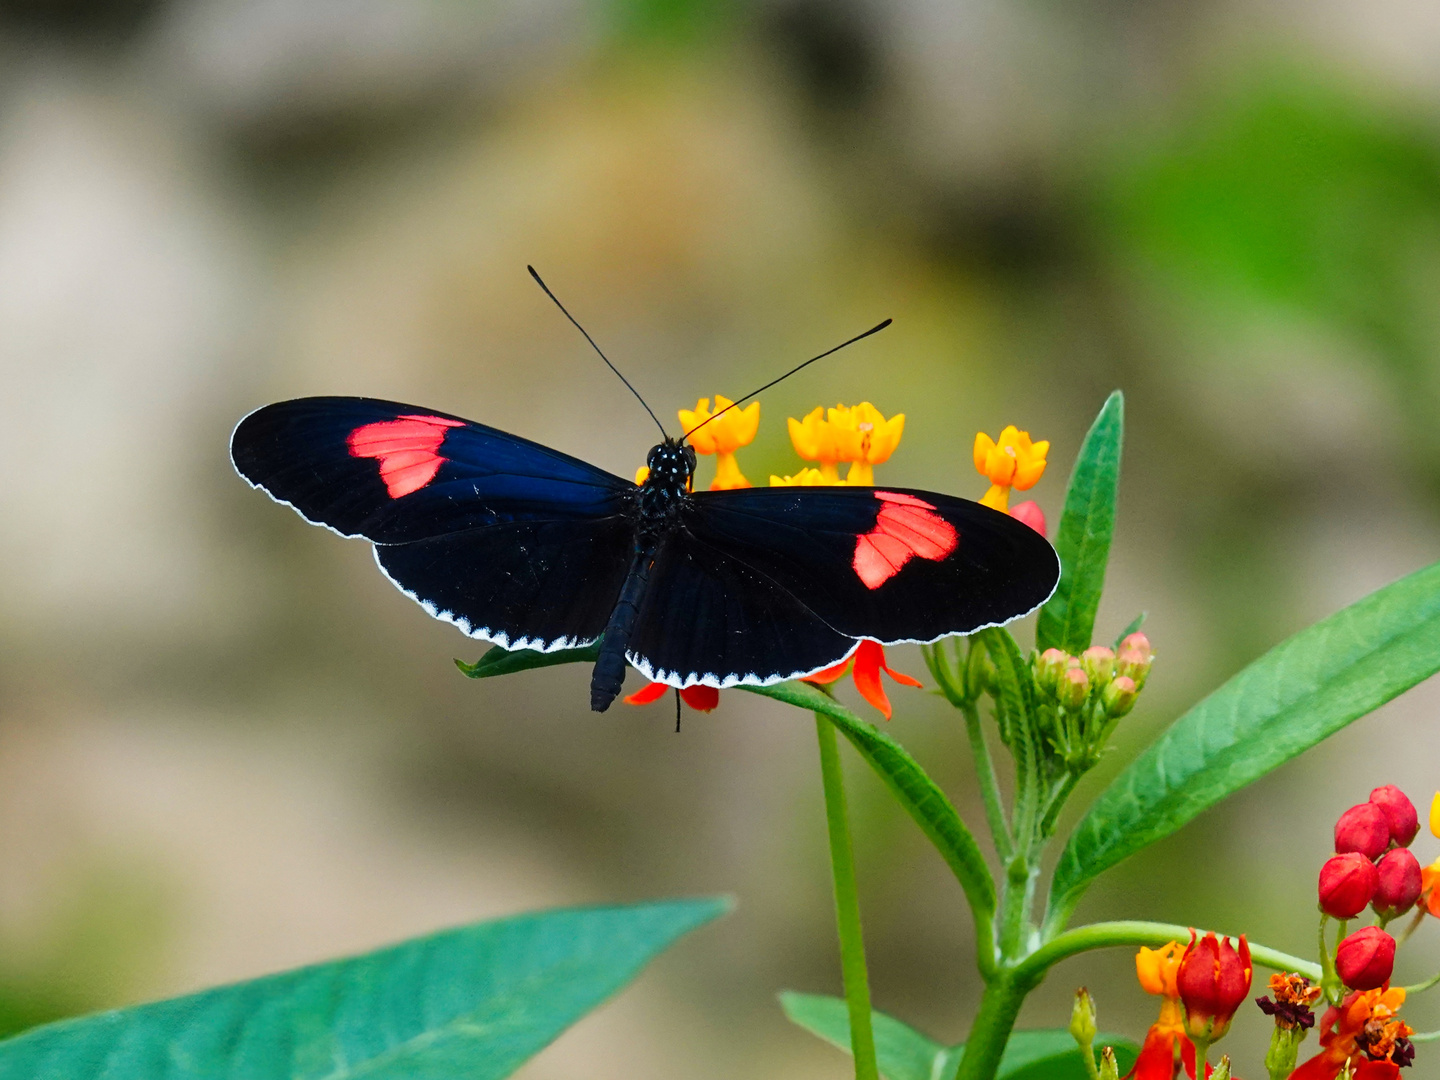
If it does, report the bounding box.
[456,640,600,679]
[743,683,996,928]
[1049,559,1440,928]
[780,994,1137,1080]
[1036,392,1124,656]
[0,899,727,1079]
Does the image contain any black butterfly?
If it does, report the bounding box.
[230,275,1059,713]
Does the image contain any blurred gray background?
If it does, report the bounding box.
[3,0,1440,1075]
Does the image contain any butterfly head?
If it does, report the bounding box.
[645,439,695,487]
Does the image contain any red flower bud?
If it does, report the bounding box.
[1177,932,1252,1042]
[1373,847,1423,919]
[1335,802,1391,860]
[1009,500,1046,536]
[1335,927,1395,990]
[1369,785,1420,848]
[1318,852,1379,919]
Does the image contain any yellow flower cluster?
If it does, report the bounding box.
[784,402,905,485]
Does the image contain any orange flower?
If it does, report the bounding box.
[681,395,758,490]
[973,426,1047,512]
[804,639,922,720]
[1290,986,1413,1080]
[623,682,720,712]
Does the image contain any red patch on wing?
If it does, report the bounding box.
[347,414,465,499]
[852,491,959,590]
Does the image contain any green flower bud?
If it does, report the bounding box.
[1069,987,1097,1049]
[1101,675,1138,718]
[1081,646,1115,687]
[1098,1046,1120,1080]
[1058,666,1089,709]
[1035,648,1069,696]
[1209,1056,1231,1080]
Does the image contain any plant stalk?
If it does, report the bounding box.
[815,713,879,1080]
[949,972,1034,1080]
[962,701,1013,861]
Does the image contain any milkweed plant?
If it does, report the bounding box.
[1,391,1439,1080]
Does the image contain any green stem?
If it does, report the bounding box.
[1038,772,1080,838]
[815,714,879,1080]
[1401,968,1440,995]
[950,972,1034,1080]
[962,701,1013,861]
[1013,921,1322,984]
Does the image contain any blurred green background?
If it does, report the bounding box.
[2,0,1440,1074]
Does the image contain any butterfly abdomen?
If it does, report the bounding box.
[591,547,657,712]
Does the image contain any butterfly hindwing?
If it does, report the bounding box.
[668,485,1058,650]
[625,527,858,687]
[231,396,638,651]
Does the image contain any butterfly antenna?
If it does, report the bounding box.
[682,318,892,441]
[528,266,668,439]
[675,688,682,733]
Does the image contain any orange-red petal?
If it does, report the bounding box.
[679,684,720,712]
[623,682,669,705]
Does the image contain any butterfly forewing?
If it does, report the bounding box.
[231,397,632,544]
[231,397,637,651]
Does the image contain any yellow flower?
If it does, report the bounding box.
[635,465,650,485]
[770,468,835,487]
[973,425,1048,512]
[680,395,758,490]
[830,402,904,485]
[1430,791,1440,838]
[788,406,846,483]
[789,402,904,485]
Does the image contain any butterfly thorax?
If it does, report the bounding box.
[636,439,696,548]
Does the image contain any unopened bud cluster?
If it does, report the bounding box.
[1317,786,1422,994]
[1033,632,1153,772]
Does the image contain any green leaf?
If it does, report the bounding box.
[456,640,600,679]
[1050,559,1440,928]
[742,683,996,930]
[1036,392,1124,656]
[0,899,727,1079]
[780,995,1138,1080]
[780,992,953,1080]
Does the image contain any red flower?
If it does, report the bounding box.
[1369,785,1419,848]
[1373,848,1422,919]
[1335,803,1392,860]
[805,639,922,720]
[1177,933,1252,1043]
[623,681,720,712]
[1318,853,1379,919]
[1335,927,1395,991]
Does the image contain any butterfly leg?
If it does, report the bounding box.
[590,547,657,712]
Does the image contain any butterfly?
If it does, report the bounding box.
[230,272,1059,713]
